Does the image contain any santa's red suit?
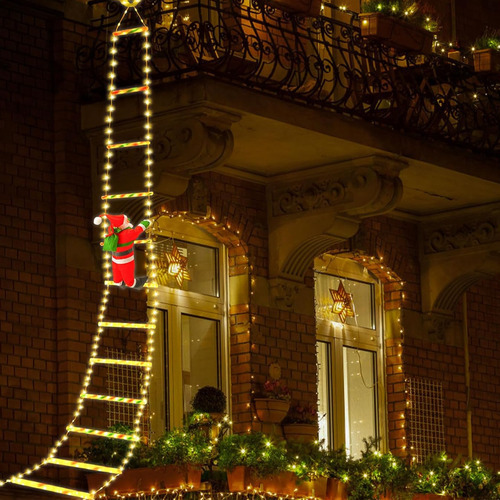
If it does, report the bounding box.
[94,214,151,288]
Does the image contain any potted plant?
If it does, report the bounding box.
[346,438,413,499]
[84,426,211,495]
[286,440,330,498]
[190,386,228,440]
[192,385,227,420]
[254,379,291,424]
[282,403,319,443]
[217,432,293,494]
[472,28,500,72]
[324,447,350,500]
[411,452,453,499]
[446,459,496,499]
[80,423,149,494]
[359,0,437,54]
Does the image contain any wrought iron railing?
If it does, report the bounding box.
[78,0,500,155]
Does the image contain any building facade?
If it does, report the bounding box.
[1,0,499,497]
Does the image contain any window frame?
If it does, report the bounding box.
[315,256,387,455]
[149,224,229,434]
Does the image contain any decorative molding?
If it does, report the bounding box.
[271,158,405,219]
[423,211,499,254]
[269,278,300,311]
[422,312,454,342]
[272,179,345,216]
[155,113,235,176]
[268,156,406,281]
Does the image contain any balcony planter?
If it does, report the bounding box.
[254,398,290,423]
[295,476,328,498]
[283,423,318,443]
[325,478,348,499]
[359,12,434,54]
[87,465,202,496]
[473,48,500,72]
[264,0,322,18]
[226,466,296,495]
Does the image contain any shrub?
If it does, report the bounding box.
[192,386,227,414]
[217,432,288,478]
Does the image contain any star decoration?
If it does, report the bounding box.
[160,243,191,287]
[329,280,355,323]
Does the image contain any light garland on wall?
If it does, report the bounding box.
[0,3,158,498]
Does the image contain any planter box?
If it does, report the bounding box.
[254,398,290,423]
[283,423,318,443]
[295,477,328,498]
[87,465,202,496]
[264,0,322,17]
[359,12,434,54]
[473,48,500,72]
[226,466,296,495]
[325,478,348,500]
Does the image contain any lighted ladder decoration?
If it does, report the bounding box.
[0,4,158,499]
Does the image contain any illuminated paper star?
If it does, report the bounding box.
[165,243,191,287]
[329,281,355,323]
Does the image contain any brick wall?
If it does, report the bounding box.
[0,4,59,478]
[467,276,500,470]
[0,3,148,488]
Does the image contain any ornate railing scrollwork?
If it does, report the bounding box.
[78,0,500,155]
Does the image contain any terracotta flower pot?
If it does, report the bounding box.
[87,465,202,496]
[226,466,296,495]
[473,48,500,73]
[295,477,328,498]
[325,478,348,500]
[259,471,297,495]
[254,398,290,423]
[359,12,434,54]
[283,423,318,443]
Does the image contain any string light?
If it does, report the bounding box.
[0,6,158,498]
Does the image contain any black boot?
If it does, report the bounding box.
[132,276,148,289]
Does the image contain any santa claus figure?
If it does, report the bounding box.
[94,214,151,289]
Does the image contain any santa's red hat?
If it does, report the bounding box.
[94,214,130,236]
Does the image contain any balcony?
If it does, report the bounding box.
[78,0,500,157]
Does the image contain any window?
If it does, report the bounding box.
[315,255,385,457]
[149,221,228,437]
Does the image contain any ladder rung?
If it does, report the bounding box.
[90,358,152,368]
[101,191,153,200]
[46,457,121,474]
[105,280,158,288]
[98,321,156,329]
[111,85,149,96]
[113,26,149,37]
[81,393,146,405]
[67,426,139,441]
[10,477,93,499]
[107,140,150,150]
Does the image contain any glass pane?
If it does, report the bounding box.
[343,347,378,458]
[315,273,374,329]
[181,314,219,416]
[156,237,219,297]
[317,341,332,449]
